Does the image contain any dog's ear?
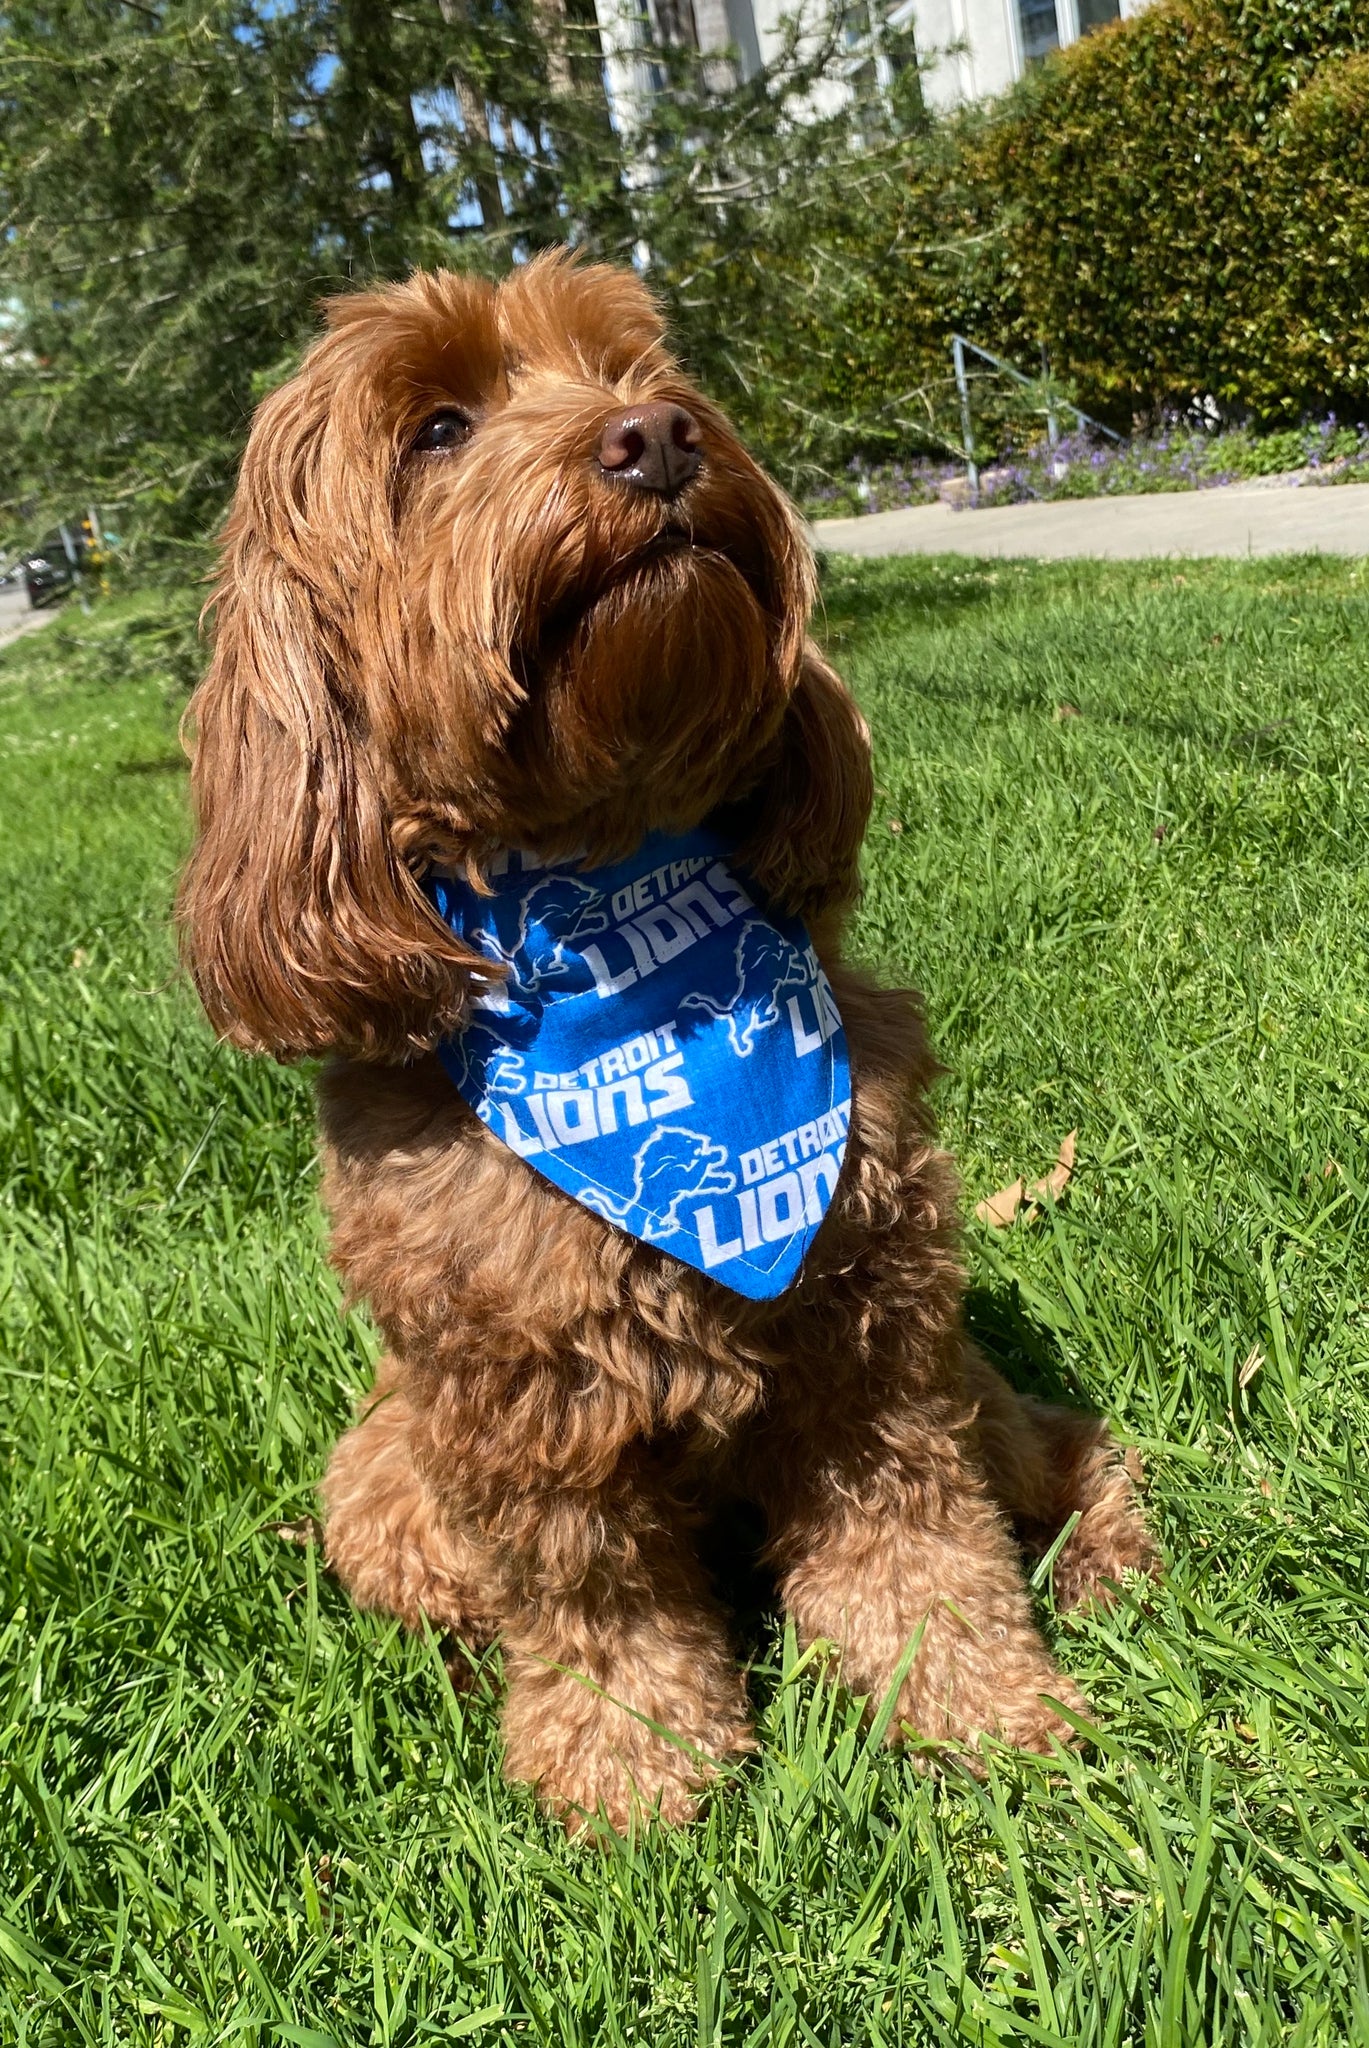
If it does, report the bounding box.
[738,648,874,921]
[178,379,476,1064]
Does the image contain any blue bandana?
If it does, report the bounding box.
[426,828,850,1300]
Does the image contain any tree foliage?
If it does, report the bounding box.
[0,0,655,550]
[2,0,1367,553]
[0,0,931,548]
[0,2,344,551]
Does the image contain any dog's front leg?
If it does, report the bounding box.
[399,1340,753,1832]
[757,1368,1084,1763]
[321,1362,497,1644]
[493,1499,754,1835]
[478,1475,752,1834]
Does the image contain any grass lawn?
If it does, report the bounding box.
[3,556,1369,2045]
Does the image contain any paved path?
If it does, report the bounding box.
[811,480,1369,560]
[4,481,1365,650]
[0,585,60,653]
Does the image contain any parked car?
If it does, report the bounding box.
[22,532,77,607]
[21,514,105,608]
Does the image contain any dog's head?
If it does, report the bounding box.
[179,253,871,1060]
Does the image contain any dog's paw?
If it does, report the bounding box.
[502,1658,751,1836]
[539,1732,710,1837]
[1051,1451,1159,1614]
[1047,1445,1159,1614]
[892,1654,1087,1767]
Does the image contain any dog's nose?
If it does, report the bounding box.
[596,403,702,497]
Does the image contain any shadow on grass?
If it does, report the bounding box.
[116,753,187,776]
[903,661,1346,771]
[814,557,1005,646]
[964,1279,1079,1407]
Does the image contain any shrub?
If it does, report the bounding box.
[988,0,1369,426]
[1270,49,1369,408]
[677,0,1369,481]
[4,0,1365,536]
[657,111,1010,485]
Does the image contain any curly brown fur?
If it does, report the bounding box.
[179,251,1155,1833]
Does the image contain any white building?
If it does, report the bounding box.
[597,0,1154,122]
[900,0,1153,110]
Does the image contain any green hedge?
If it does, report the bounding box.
[711,0,1369,472]
[988,0,1369,426]
[659,119,1009,480]
[5,0,1363,530]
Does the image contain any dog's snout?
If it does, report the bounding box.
[596,402,702,497]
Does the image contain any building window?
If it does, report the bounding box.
[718,0,762,79]
[1077,0,1120,28]
[1017,0,1060,64]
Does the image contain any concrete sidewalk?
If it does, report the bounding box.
[811,480,1369,560]
[0,585,61,653]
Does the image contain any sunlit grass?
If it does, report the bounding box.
[3,560,1368,2042]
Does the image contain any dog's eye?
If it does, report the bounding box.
[412,408,473,454]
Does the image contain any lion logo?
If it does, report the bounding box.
[470,873,610,1002]
[679,920,813,1057]
[447,1023,528,1097]
[577,1127,736,1241]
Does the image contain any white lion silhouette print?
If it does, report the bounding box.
[578,1128,736,1241]
[680,921,813,1057]
[449,1023,528,1098]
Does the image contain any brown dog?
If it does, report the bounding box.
[178,252,1152,1831]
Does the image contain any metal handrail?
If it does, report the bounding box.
[951,332,1123,506]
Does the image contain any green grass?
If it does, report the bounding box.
[4,558,1369,2044]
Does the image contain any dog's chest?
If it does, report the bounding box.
[641,1333,768,1454]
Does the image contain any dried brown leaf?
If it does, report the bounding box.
[1238,1346,1264,1390]
[976,1133,1077,1229]
[1027,1130,1077,1206]
[975,1178,1025,1229]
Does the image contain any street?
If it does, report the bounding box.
[0,582,62,653]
